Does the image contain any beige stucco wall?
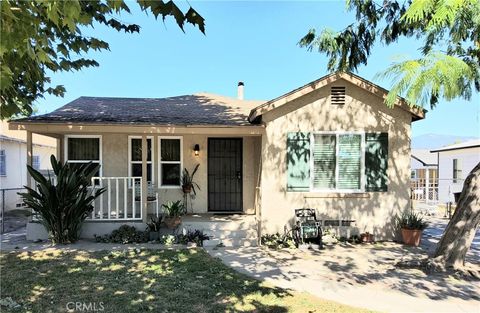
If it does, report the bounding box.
[66,133,260,216]
[259,78,413,240]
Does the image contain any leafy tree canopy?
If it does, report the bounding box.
[299,0,480,108]
[0,0,205,119]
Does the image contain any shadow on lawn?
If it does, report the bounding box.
[0,249,294,313]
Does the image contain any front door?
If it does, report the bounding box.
[208,138,243,212]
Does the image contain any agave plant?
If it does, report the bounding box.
[19,155,105,244]
[181,164,200,195]
[395,211,428,231]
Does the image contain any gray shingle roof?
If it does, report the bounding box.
[15,94,265,126]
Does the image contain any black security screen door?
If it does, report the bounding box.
[208,138,243,212]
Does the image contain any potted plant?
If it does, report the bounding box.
[360,232,374,243]
[181,164,200,194]
[162,200,185,229]
[146,216,163,241]
[396,211,428,246]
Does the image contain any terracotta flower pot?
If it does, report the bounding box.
[401,229,423,246]
[360,232,374,243]
[182,186,192,194]
[164,217,181,229]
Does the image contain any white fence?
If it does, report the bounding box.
[91,177,143,220]
[410,178,465,204]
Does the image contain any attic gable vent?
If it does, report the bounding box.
[331,86,346,105]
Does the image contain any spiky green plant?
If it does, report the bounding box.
[181,164,200,195]
[161,200,186,218]
[396,211,428,231]
[19,155,105,244]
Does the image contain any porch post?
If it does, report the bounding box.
[26,131,33,188]
[141,135,148,222]
[56,136,64,163]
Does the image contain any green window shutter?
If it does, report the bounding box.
[365,133,388,192]
[313,134,336,189]
[337,134,362,190]
[286,132,311,192]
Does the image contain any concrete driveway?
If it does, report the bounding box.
[207,228,480,313]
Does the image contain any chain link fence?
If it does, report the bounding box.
[0,187,31,234]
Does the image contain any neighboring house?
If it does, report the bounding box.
[431,139,480,203]
[410,149,438,203]
[9,72,424,243]
[0,121,56,211]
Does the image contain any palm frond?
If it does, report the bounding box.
[376,52,475,108]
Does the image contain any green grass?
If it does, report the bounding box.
[0,248,375,313]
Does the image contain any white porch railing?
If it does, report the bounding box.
[90,177,143,220]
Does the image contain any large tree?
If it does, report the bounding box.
[0,0,205,119]
[299,0,480,270]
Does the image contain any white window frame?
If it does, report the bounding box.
[128,136,154,186]
[64,135,102,176]
[309,131,365,193]
[0,149,6,176]
[158,136,183,189]
[453,158,462,183]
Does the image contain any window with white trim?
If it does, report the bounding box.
[129,137,153,183]
[159,137,182,187]
[0,150,6,176]
[311,133,364,191]
[65,136,101,177]
[32,155,40,170]
[453,158,462,183]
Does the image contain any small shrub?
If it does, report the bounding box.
[261,233,296,249]
[159,234,176,246]
[94,225,148,244]
[146,216,163,232]
[177,229,210,246]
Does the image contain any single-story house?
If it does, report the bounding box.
[431,139,480,203]
[9,72,425,245]
[410,149,438,203]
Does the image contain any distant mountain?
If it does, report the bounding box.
[412,134,478,149]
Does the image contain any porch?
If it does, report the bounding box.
[17,124,262,244]
[17,124,263,218]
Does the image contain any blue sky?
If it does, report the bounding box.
[38,1,479,137]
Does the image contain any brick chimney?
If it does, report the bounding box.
[237,81,244,100]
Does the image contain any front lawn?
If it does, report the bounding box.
[0,248,374,313]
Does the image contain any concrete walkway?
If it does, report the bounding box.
[206,243,480,313]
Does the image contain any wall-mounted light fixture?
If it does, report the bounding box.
[194,144,200,156]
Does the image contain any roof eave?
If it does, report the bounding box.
[430,145,480,153]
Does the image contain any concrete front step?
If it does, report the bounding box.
[181,214,258,247]
[181,221,257,232]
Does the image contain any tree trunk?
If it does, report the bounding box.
[433,162,480,269]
